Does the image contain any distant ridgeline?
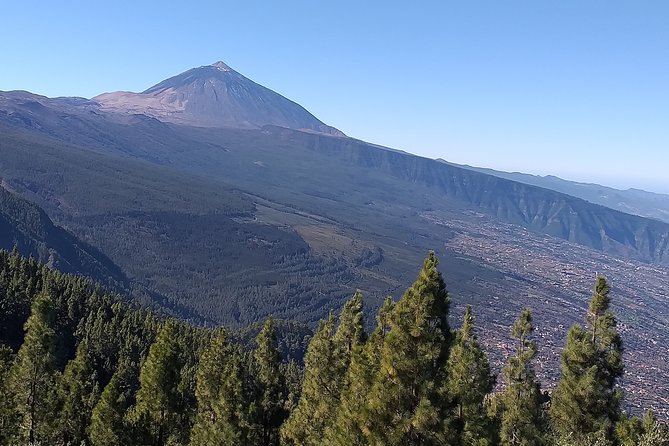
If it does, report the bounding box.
[0,249,667,446]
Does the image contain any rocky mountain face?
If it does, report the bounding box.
[220,127,669,266]
[445,162,669,224]
[93,61,344,135]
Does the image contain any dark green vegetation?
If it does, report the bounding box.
[1,250,667,446]
[0,185,126,289]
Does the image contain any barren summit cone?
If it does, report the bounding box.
[94,61,344,135]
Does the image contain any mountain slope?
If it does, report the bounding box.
[149,125,669,266]
[2,85,669,267]
[0,184,127,288]
[2,63,669,413]
[2,121,669,415]
[450,162,669,224]
[93,61,344,135]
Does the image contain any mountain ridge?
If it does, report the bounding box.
[92,61,344,135]
[444,161,669,224]
[2,84,669,267]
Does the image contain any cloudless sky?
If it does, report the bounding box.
[1,1,667,192]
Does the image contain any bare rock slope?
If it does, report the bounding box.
[94,61,344,135]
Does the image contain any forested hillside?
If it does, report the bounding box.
[0,249,667,446]
[0,185,127,289]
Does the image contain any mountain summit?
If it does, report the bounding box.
[210,60,233,72]
[93,61,344,135]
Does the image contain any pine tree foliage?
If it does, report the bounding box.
[250,317,287,446]
[324,297,394,446]
[281,359,302,415]
[0,248,39,351]
[79,298,159,388]
[282,291,366,446]
[492,309,545,446]
[131,320,186,446]
[363,251,451,446]
[280,314,337,445]
[0,249,666,446]
[89,355,139,446]
[637,416,669,446]
[8,287,60,445]
[551,276,624,444]
[57,340,100,446]
[332,290,366,359]
[189,328,249,446]
[444,305,496,446]
[0,344,18,446]
[615,410,669,446]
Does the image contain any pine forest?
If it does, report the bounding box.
[0,248,667,446]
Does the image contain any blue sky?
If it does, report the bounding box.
[2,1,667,193]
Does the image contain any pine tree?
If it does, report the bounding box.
[0,249,34,351]
[8,287,60,445]
[363,251,451,446]
[332,291,366,360]
[551,276,623,445]
[282,291,365,446]
[89,357,138,446]
[280,314,336,445]
[250,317,286,446]
[189,328,249,446]
[281,359,302,415]
[637,411,669,446]
[444,306,496,446]
[324,297,394,446]
[492,309,545,446]
[0,344,19,446]
[173,326,200,446]
[131,320,186,446]
[57,340,100,446]
[615,413,644,446]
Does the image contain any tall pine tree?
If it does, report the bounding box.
[363,251,451,446]
[332,290,366,360]
[250,317,286,446]
[444,306,496,446]
[282,291,366,446]
[8,287,59,445]
[551,276,624,445]
[492,309,546,446]
[280,314,337,445]
[0,344,18,446]
[89,356,139,446]
[324,297,394,446]
[189,328,249,446]
[57,340,100,446]
[282,359,303,416]
[131,320,186,446]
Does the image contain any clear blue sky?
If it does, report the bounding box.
[2,1,668,193]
